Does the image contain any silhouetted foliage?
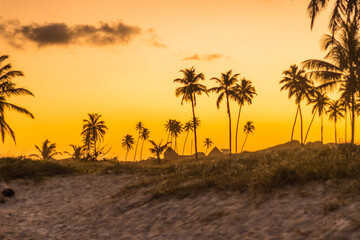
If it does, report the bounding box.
[30,139,62,160]
[327,100,344,144]
[134,121,144,161]
[209,70,239,154]
[203,138,213,154]
[64,144,85,160]
[174,67,208,161]
[241,121,255,152]
[122,134,134,161]
[0,55,34,143]
[148,140,169,164]
[140,127,150,161]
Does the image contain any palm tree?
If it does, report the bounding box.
[339,85,351,143]
[171,120,183,153]
[302,18,360,144]
[164,119,174,144]
[209,70,239,154]
[304,90,330,143]
[148,140,170,164]
[203,138,213,155]
[0,55,34,144]
[174,67,208,161]
[190,117,201,155]
[327,100,344,144]
[182,120,193,155]
[234,78,257,153]
[64,144,85,160]
[81,113,108,159]
[307,0,359,32]
[139,127,150,160]
[134,121,144,161]
[30,139,62,160]
[280,64,313,144]
[122,134,134,161]
[241,121,255,152]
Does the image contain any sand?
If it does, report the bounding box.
[1,174,360,239]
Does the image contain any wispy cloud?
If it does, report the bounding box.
[146,28,167,48]
[183,54,223,61]
[0,18,141,48]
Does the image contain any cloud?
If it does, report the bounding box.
[183,54,223,61]
[146,28,167,48]
[0,18,141,48]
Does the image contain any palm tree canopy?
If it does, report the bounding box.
[327,99,345,121]
[148,140,169,157]
[243,121,255,134]
[174,67,208,106]
[0,55,35,143]
[30,139,62,160]
[280,64,313,104]
[191,117,201,129]
[183,121,194,133]
[140,127,150,140]
[307,90,330,116]
[122,134,134,151]
[171,120,183,138]
[135,121,144,131]
[81,113,108,145]
[234,78,257,106]
[209,70,240,109]
[203,138,213,148]
[307,0,359,32]
[65,144,85,159]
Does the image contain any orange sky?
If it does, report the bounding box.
[0,0,351,160]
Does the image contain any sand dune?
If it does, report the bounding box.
[1,174,360,239]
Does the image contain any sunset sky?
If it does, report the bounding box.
[0,0,347,159]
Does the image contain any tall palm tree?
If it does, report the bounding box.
[148,140,170,164]
[241,121,255,152]
[64,144,85,160]
[134,121,144,161]
[339,88,351,143]
[30,139,62,160]
[203,138,213,155]
[139,127,150,160]
[327,100,344,143]
[122,134,134,161]
[209,70,239,154]
[171,120,183,153]
[81,113,108,159]
[307,0,359,32]
[303,18,360,144]
[182,120,193,155]
[0,55,34,144]
[304,90,330,143]
[280,65,313,144]
[164,119,174,144]
[190,117,201,155]
[234,78,257,153]
[174,67,208,161]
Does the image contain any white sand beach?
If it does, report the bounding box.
[1,174,360,239]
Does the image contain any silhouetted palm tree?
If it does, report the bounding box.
[30,139,62,160]
[171,120,183,153]
[304,90,330,143]
[0,55,34,143]
[122,134,134,161]
[164,119,174,144]
[190,117,201,155]
[182,120,193,155]
[241,121,255,152]
[234,78,257,153]
[148,140,170,164]
[134,121,144,161]
[327,100,344,144]
[81,113,108,159]
[339,85,351,143]
[64,144,85,160]
[174,67,207,161]
[203,138,213,154]
[209,70,239,154]
[307,0,359,32]
[303,18,360,144]
[280,65,313,144]
[139,127,150,160]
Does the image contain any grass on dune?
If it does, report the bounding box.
[2,144,360,197]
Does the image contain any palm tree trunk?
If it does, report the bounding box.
[304,111,316,144]
[190,139,193,155]
[226,94,232,155]
[321,113,324,143]
[235,104,242,154]
[299,104,303,145]
[241,134,248,152]
[167,131,170,143]
[345,108,347,143]
[134,132,140,161]
[335,119,337,144]
[291,107,299,142]
[140,139,145,160]
[182,131,189,155]
[351,94,355,144]
[125,150,128,161]
[191,95,198,161]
